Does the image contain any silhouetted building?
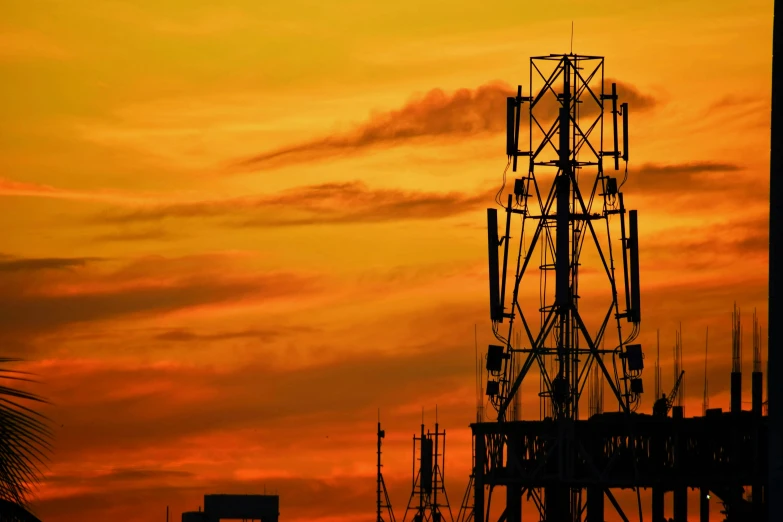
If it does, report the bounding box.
[181,512,205,522]
[182,494,279,522]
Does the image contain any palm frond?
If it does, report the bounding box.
[0,359,52,511]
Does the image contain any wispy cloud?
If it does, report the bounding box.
[92,228,174,243]
[154,328,285,343]
[44,467,194,485]
[0,256,99,272]
[625,161,746,194]
[233,81,514,169]
[36,340,473,457]
[92,162,737,230]
[233,79,657,170]
[36,474,387,522]
[0,254,318,335]
[94,181,496,227]
[642,213,768,269]
[0,176,158,205]
[529,77,657,123]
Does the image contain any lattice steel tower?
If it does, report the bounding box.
[483,53,644,521]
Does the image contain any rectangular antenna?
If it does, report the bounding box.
[619,194,631,316]
[512,86,522,172]
[611,83,619,170]
[487,209,502,322]
[420,437,433,494]
[629,210,641,323]
[621,102,629,162]
[506,97,516,156]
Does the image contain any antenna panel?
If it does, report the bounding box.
[487,208,501,321]
[506,97,516,156]
[622,103,629,162]
[420,437,433,494]
[612,83,619,170]
[629,210,641,323]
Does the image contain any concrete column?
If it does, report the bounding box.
[672,407,687,522]
[731,371,742,414]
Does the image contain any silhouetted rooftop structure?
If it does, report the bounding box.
[182,494,279,522]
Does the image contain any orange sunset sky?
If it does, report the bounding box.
[0,1,774,521]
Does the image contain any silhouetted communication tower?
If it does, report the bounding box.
[470,52,769,522]
[486,53,641,422]
[481,53,643,521]
[377,421,397,522]
[404,419,454,522]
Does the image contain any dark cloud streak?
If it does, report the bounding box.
[95,181,497,228]
[44,467,194,485]
[642,213,768,269]
[233,79,657,170]
[0,255,317,335]
[0,256,99,272]
[234,81,514,170]
[93,228,174,243]
[35,475,377,522]
[0,277,287,332]
[154,328,284,343]
[626,161,745,194]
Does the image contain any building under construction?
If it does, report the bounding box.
[377,40,780,522]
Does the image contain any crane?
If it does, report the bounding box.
[653,370,685,417]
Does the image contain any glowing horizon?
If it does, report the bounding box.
[0,1,773,520]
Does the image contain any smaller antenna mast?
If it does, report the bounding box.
[377,414,397,522]
[731,304,743,413]
[753,308,762,373]
[655,329,661,400]
[703,327,709,416]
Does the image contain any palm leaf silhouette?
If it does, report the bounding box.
[0,358,51,521]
